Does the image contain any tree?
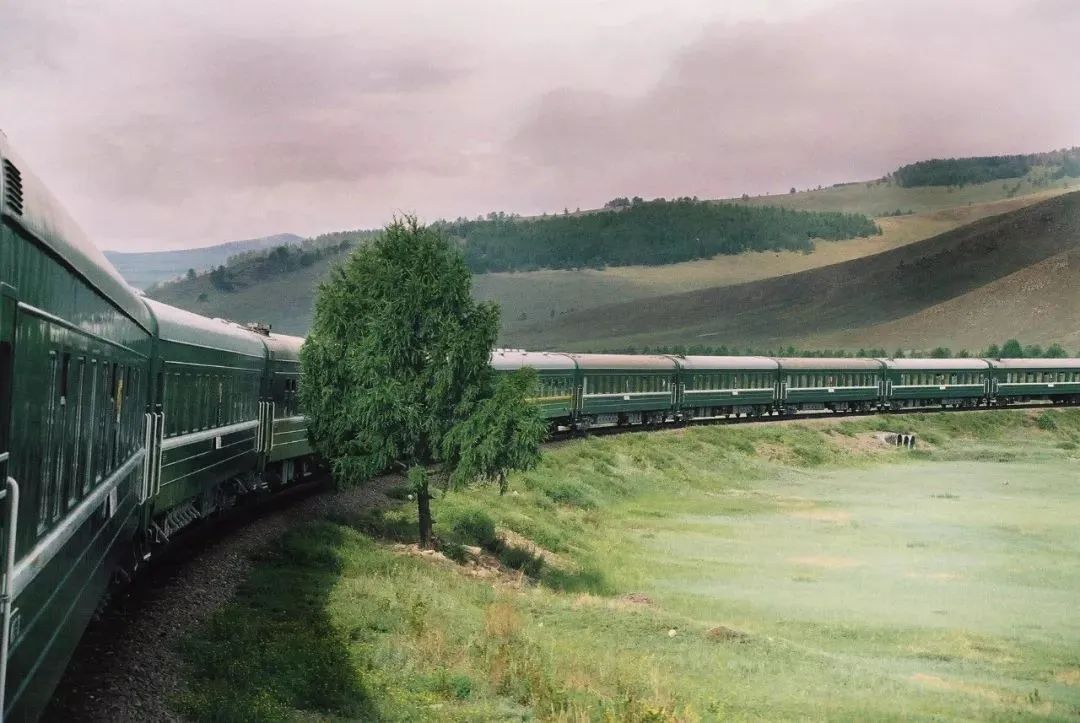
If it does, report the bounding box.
[984,343,1001,358]
[300,218,546,548]
[930,347,951,358]
[1044,342,1067,358]
[1001,339,1023,358]
[186,268,197,281]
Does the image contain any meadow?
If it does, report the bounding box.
[178,410,1080,721]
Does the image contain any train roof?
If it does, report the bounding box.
[776,357,884,370]
[0,135,153,331]
[490,350,576,371]
[143,299,267,358]
[988,358,1080,369]
[671,355,778,371]
[570,353,678,371]
[881,358,990,370]
[263,332,305,362]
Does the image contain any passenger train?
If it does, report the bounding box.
[2,137,1079,719]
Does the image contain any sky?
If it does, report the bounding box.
[1,0,1078,251]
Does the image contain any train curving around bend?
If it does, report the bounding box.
[1,137,1079,719]
[0,136,315,720]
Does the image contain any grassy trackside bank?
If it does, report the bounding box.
[178,410,1080,721]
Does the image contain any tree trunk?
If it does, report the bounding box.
[417,477,433,549]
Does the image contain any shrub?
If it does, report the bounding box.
[441,540,469,564]
[446,507,499,551]
[1036,412,1058,431]
[542,479,596,508]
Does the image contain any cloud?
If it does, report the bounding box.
[0,0,1077,250]
[509,0,1080,208]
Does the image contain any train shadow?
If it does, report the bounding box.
[178,522,378,719]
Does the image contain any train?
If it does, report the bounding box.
[2,136,1080,719]
[0,136,317,720]
[492,351,1080,429]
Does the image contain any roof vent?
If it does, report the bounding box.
[3,160,24,216]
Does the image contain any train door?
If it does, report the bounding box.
[0,284,13,507]
[0,283,17,719]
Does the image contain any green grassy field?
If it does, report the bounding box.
[178,409,1080,721]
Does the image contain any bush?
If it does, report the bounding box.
[441,540,469,564]
[499,546,544,577]
[446,508,499,551]
[542,479,596,508]
[1036,412,1058,431]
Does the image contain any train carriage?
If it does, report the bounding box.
[142,300,266,541]
[777,357,883,412]
[490,350,577,428]
[571,354,678,428]
[671,356,778,419]
[881,358,990,408]
[258,332,314,482]
[0,138,155,721]
[989,358,1080,405]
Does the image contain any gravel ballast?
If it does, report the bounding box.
[45,475,403,722]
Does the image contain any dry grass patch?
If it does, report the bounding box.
[789,555,862,569]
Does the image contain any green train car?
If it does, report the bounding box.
[990,359,1080,404]
[776,357,883,413]
[0,135,318,721]
[673,355,777,419]
[572,354,678,428]
[490,350,577,427]
[881,358,990,409]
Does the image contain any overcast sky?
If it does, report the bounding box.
[2,0,1078,251]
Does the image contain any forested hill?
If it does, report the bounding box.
[893,147,1080,188]
[440,199,879,272]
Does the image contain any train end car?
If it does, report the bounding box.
[257,331,315,483]
[988,358,1080,405]
[490,350,577,430]
[570,354,678,428]
[776,357,883,413]
[670,355,778,420]
[880,358,990,409]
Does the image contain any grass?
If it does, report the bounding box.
[178,409,1080,720]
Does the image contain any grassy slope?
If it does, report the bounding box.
[149,188,1071,340]
[179,409,1080,721]
[509,190,1080,351]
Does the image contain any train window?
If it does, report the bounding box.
[84,360,98,494]
[70,357,86,507]
[39,351,59,533]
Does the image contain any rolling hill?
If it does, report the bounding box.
[105,233,304,290]
[505,191,1080,352]
[147,189,1075,340]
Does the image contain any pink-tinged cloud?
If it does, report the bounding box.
[0,0,1077,251]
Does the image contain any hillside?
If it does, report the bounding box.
[506,190,1080,351]
[105,233,304,290]
[148,189,1075,339]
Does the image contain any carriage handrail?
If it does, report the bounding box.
[1,475,20,722]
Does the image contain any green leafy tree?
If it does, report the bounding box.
[1044,343,1068,358]
[984,343,1001,358]
[1001,339,1023,358]
[930,347,951,358]
[300,218,546,548]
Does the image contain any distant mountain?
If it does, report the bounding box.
[105,233,305,290]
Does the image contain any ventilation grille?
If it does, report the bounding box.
[3,160,23,216]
